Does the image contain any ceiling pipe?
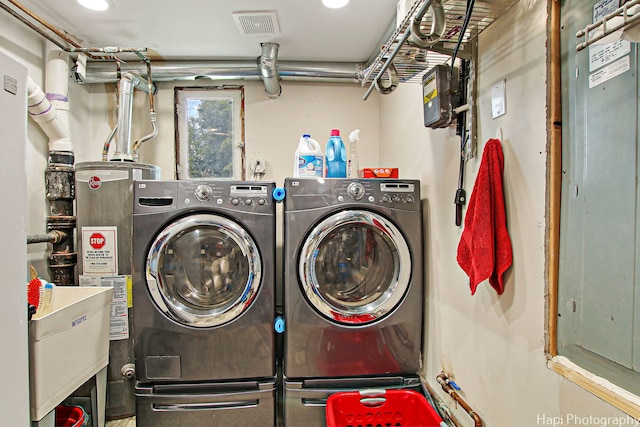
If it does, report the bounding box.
[77,60,365,84]
[259,42,281,99]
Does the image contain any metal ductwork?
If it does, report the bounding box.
[259,42,281,99]
[77,59,365,85]
[112,72,155,161]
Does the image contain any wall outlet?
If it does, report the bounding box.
[251,158,267,174]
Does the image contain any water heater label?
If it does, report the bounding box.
[82,226,118,274]
[80,274,129,341]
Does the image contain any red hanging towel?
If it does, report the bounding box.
[457,138,512,295]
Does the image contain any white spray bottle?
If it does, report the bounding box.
[347,129,360,178]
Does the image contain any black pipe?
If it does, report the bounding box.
[27,231,66,244]
[46,151,76,285]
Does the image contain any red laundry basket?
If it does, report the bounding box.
[326,389,444,427]
[55,405,87,427]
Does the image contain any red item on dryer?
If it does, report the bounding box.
[456,138,513,295]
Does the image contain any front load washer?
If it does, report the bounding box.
[132,180,276,426]
[283,178,423,379]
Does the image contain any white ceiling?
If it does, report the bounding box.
[12,0,400,63]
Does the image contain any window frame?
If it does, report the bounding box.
[174,86,245,180]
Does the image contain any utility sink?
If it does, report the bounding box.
[29,286,113,422]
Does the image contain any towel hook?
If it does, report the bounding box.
[495,127,503,141]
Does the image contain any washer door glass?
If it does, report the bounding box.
[299,210,411,325]
[146,213,261,328]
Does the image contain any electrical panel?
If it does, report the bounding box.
[422,64,456,129]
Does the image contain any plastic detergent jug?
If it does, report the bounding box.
[325,129,347,178]
[294,134,324,177]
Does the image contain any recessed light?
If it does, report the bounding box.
[77,0,110,11]
[322,0,350,9]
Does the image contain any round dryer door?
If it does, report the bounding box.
[299,209,411,325]
[146,213,262,328]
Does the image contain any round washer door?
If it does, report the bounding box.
[146,213,262,328]
[299,209,411,325]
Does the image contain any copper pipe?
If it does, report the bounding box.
[436,373,482,427]
[8,0,81,49]
[422,378,462,427]
[3,0,147,61]
[0,2,67,51]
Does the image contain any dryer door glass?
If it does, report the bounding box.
[146,213,262,327]
[299,210,411,325]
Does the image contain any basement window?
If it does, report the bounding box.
[175,87,245,180]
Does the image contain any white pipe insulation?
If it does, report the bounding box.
[27,43,73,152]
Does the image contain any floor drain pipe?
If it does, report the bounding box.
[259,42,281,99]
[436,373,482,427]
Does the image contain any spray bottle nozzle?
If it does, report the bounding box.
[349,129,361,143]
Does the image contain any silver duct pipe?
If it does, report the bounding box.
[112,72,154,161]
[259,42,281,99]
[78,60,365,84]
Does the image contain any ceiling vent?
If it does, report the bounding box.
[233,11,280,36]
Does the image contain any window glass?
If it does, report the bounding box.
[175,87,244,180]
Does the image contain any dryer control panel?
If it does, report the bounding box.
[284,178,420,211]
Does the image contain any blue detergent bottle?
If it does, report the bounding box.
[325,129,347,178]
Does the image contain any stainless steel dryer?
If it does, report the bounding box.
[132,180,276,426]
[283,178,423,380]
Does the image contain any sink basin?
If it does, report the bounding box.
[29,286,113,421]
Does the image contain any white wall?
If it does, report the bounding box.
[93,79,382,183]
[380,0,632,425]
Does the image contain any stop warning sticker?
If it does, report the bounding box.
[82,226,118,274]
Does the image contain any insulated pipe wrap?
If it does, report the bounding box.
[80,60,364,84]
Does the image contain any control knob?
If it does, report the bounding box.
[347,182,365,200]
[195,185,212,201]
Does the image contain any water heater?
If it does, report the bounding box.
[75,161,160,420]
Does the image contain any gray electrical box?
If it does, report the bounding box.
[422,64,455,128]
